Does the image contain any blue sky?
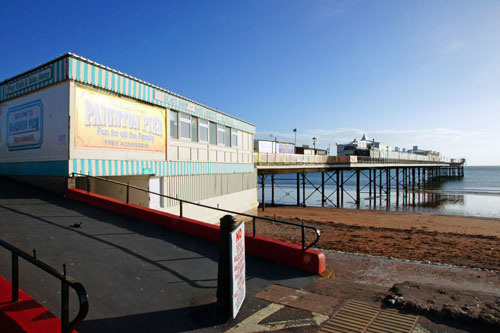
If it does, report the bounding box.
[1,1,499,165]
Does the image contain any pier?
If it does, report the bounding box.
[255,153,465,210]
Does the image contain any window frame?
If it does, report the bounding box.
[169,110,178,139]
[199,119,209,143]
[179,113,191,140]
[209,122,217,145]
[231,128,238,147]
[225,126,231,147]
[217,124,226,146]
[191,116,198,142]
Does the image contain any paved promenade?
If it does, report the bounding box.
[0,177,318,332]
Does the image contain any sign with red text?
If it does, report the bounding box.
[230,223,245,318]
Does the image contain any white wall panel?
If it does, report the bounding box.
[0,82,69,163]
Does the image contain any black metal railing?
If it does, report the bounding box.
[0,238,89,333]
[72,173,320,250]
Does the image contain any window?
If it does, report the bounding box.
[209,122,217,145]
[191,117,198,142]
[225,126,231,147]
[231,129,238,147]
[199,119,209,143]
[180,113,191,139]
[217,125,225,145]
[170,110,178,139]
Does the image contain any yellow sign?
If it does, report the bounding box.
[75,87,165,152]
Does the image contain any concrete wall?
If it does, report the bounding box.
[159,187,258,224]
[73,171,258,224]
[158,171,258,224]
[74,175,150,207]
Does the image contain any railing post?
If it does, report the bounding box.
[61,278,69,332]
[301,219,305,250]
[126,181,130,204]
[12,252,19,302]
[180,201,183,218]
[252,216,256,237]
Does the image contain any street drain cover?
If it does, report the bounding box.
[319,300,418,333]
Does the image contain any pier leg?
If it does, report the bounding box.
[423,168,426,187]
[395,168,399,207]
[369,169,372,206]
[261,175,266,211]
[418,168,421,191]
[412,168,415,192]
[373,169,377,208]
[271,174,275,206]
[340,170,344,207]
[379,168,382,206]
[356,169,360,208]
[297,173,300,206]
[386,168,390,207]
[403,168,407,205]
[321,172,325,207]
[412,168,416,206]
[302,172,306,207]
[336,170,340,207]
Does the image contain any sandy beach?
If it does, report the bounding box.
[253,206,500,271]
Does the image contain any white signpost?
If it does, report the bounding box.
[230,223,245,318]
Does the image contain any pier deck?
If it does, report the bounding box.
[254,155,465,209]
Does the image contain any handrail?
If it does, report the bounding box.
[0,238,89,333]
[255,158,451,166]
[71,172,320,250]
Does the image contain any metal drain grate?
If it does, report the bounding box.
[319,300,418,333]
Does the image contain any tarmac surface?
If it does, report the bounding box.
[0,177,319,332]
[2,177,498,332]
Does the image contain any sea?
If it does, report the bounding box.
[260,166,500,218]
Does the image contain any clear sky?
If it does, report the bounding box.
[1,1,499,165]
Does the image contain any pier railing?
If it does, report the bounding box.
[254,153,457,165]
[71,173,320,250]
[0,238,89,333]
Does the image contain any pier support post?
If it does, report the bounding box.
[356,169,360,208]
[386,168,390,206]
[261,175,266,211]
[297,173,300,206]
[395,168,399,206]
[423,168,426,187]
[369,169,372,206]
[340,170,344,207]
[271,174,275,206]
[403,168,407,205]
[412,168,416,205]
[379,168,382,205]
[412,168,416,192]
[302,172,306,207]
[373,169,377,208]
[321,172,325,207]
[336,170,340,207]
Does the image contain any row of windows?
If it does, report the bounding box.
[170,110,238,147]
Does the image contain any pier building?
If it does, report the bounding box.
[0,53,257,222]
[336,134,441,161]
